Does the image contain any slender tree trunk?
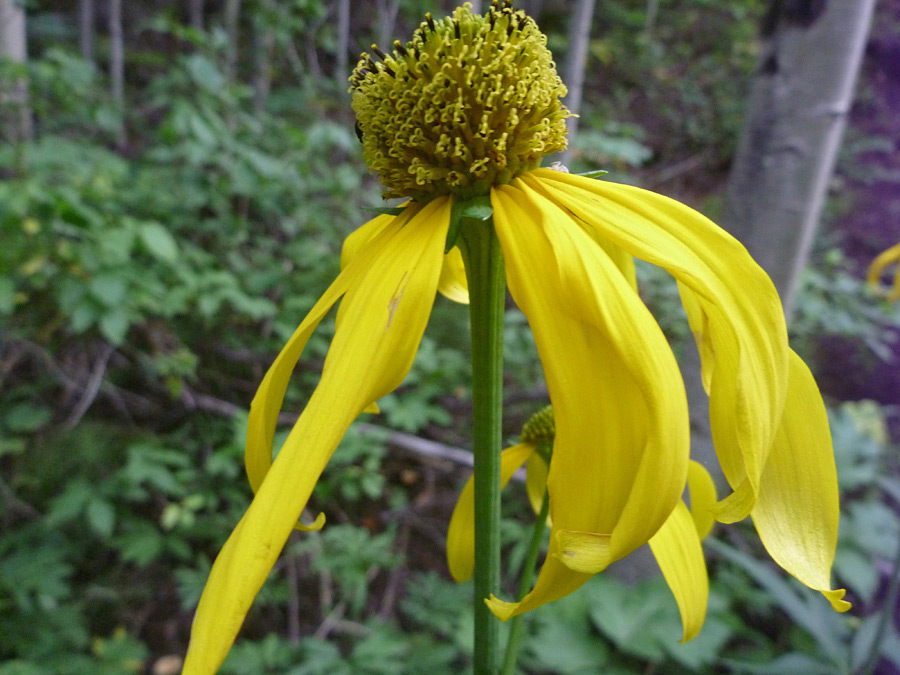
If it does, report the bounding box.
[469,0,482,13]
[0,0,33,152]
[253,0,274,113]
[684,0,877,493]
[188,0,204,32]
[561,0,595,165]
[722,0,876,315]
[79,0,94,62]
[108,0,126,149]
[225,0,242,84]
[375,0,401,50]
[335,0,350,89]
[644,0,660,42]
[523,0,545,19]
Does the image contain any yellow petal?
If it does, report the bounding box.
[687,460,718,540]
[555,530,612,573]
[340,212,395,270]
[438,245,470,304]
[340,205,468,305]
[446,443,535,582]
[649,500,709,642]
[867,242,900,302]
[525,452,549,518]
[751,351,850,612]
[526,170,790,523]
[487,182,689,618]
[183,197,452,674]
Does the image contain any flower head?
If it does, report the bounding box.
[350,1,569,201]
[184,3,848,671]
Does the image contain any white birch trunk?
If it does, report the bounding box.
[723,0,876,315]
[79,0,94,62]
[561,0,595,165]
[108,0,125,149]
[0,0,32,145]
[685,0,876,491]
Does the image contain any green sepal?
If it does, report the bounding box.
[578,169,609,179]
[362,206,407,216]
[446,195,493,253]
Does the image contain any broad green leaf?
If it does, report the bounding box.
[139,221,179,263]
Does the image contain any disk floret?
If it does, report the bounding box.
[350,1,570,201]
[520,405,555,448]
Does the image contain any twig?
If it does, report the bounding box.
[63,343,114,428]
[378,522,409,619]
[183,391,484,472]
[285,534,302,646]
[0,475,40,520]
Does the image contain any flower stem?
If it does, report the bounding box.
[459,217,506,675]
[501,486,550,675]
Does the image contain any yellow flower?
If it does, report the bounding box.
[447,406,717,641]
[184,3,848,671]
[867,242,900,301]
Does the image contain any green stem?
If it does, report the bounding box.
[501,486,550,675]
[459,217,506,675]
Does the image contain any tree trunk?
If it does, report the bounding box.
[335,0,350,90]
[375,0,401,51]
[684,0,877,493]
[561,0,595,165]
[188,0,204,32]
[722,0,876,316]
[108,0,126,149]
[253,0,274,113]
[0,0,33,150]
[79,0,94,62]
[225,0,242,84]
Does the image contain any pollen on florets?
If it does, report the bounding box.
[350,1,570,201]
[521,405,555,448]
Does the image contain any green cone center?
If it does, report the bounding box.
[521,405,555,448]
[350,1,570,201]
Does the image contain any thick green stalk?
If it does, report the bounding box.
[458,218,506,675]
[501,486,550,675]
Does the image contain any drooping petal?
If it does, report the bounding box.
[446,443,536,582]
[751,351,850,612]
[340,212,395,270]
[527,169,789,523]
[649,500,709,642]
[438,245,470,303]
[687,460,718,540]
[342,209,469,304]
[867,242,900,302]
[184,197,452,674]
[487,182,689,619]
[525,452,549,517]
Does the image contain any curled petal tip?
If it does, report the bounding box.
[484,594,517,622]
[710,480,755,525]
[824,588,851,613]
[295,512,326,532]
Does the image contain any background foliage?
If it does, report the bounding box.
[2,1,899,673]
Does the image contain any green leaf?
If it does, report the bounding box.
[86,498,116,538]
[99,309,130,345]
[446,194,493,253]
[458,194,492,221]
[3,402,53,433]
[0,277,15,315]
[89,274,128,307]
[138,221,179,263]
